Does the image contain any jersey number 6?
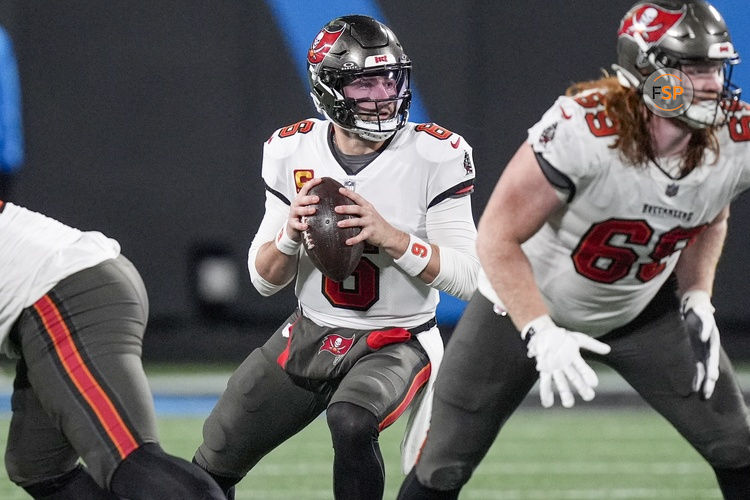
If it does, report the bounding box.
[322,257,379,310]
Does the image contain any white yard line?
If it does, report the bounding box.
[230,487,720,500]
[241,461,707,476]
[459,488,720,499]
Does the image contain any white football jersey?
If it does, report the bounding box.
[261,118,476,330]
[0,201,120,356]
[479,92,750,335]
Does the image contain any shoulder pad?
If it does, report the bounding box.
[568,89,608,111]
[411,122,471,164]
[264,118,322,159]
[557,91,619,138]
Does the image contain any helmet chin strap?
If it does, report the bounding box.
[349,112,399,142]
[354,128,396,142]
[319,105,397,143]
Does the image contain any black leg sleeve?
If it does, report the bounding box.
[714,464,750,500]
[327,402,384,500]
[110,443,225,500]
[397,467,460,500]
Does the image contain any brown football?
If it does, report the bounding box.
[301,177,364,282]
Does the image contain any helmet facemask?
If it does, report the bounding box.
[335,67,411,141]
[679,59,741,129]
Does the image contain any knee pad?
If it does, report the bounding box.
[230,349,281,412]
[4,443,76,488]
[195,349,285,477]
[5,386,81,487]
[110,443,224,500]
[705,443,750,470]
[419,464,474,491]
[326,402,379,450]
[700,428,750,470]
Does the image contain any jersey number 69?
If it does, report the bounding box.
[572,218,706,284]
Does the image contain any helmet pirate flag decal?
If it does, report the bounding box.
[308,26,344,64]
[618,4,686,48]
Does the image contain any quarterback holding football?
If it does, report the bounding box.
[399,1,750,499]
[193,15,479,500]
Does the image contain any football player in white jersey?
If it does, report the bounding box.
[399,1,750,499]
[0,201,224,499]
[193,15,479,500]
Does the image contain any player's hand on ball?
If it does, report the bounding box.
[335,188,407,252]
[300,178,364,282]
[522,315,611,408]
[681,290,720,399]
[286,177,323,241]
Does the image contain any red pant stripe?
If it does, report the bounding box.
[33,295,139,459]
[378,363,431,431]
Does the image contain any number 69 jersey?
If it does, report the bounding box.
[522,92,750,336]
[258,118,476,330]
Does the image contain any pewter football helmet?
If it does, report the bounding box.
[307,15,411,141]
[613,0,741,128]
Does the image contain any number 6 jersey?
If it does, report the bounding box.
[252,118,477,330]
[487,91,750,335]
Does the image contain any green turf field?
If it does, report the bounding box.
[0,408,721,499]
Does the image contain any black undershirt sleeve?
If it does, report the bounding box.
[534,151,575,203]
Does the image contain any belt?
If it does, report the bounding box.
[407,317,437,335]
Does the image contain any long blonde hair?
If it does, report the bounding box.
[565,76,719,175]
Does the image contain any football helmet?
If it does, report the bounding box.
[613,0,741,128]
[307,15,411,142]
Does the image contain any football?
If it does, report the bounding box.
[301,177,364,282]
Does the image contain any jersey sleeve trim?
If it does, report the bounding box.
[427,179,474,209]
[264,181,291,206]
[534,152,575,203]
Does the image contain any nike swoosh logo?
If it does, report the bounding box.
[450,137,461,148]
[560,106,572,120]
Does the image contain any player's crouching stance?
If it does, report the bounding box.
[399,1,750,499]
[192,15,479,500]
[1,200,224,499]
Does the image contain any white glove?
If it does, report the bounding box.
[522,315,611,408]
[681,290,720,399]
